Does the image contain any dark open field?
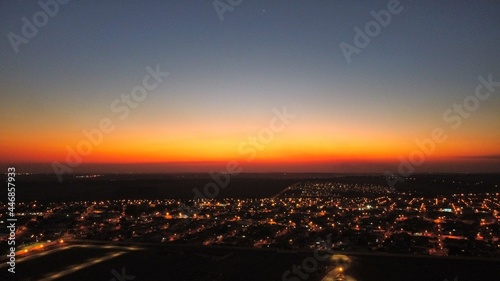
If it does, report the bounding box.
[8,173,500,203]
[12,174,299,202]
[4,243,500,281]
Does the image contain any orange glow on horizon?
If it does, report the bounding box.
[1,116,499,172]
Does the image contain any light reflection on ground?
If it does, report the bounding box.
[321,254,357,281]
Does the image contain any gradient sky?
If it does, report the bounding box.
[1,0,499,173]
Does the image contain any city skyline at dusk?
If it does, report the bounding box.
[2,2,500,280]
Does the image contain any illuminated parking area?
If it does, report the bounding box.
[38,251,127,281]
[1,243,143,280]
[0,243,142,270]
[0,246,71,269]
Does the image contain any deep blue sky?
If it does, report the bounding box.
[1,0,499,173]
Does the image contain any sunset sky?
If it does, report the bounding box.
[1,1,499,173]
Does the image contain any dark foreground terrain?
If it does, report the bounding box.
[3,242,500,281]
